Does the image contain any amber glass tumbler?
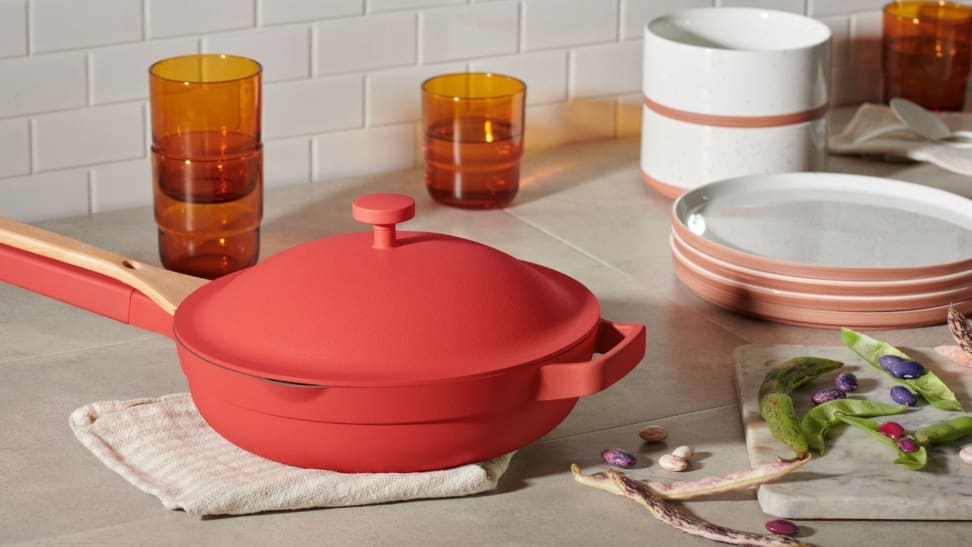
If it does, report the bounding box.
[422,73,526,209]
[883,1,972,111]
[149,54,263,279]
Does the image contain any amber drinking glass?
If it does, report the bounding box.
[422,73,526,209]
[149,54,263,279]
[883,1,972,111]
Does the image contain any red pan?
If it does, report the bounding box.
[0,193,645,472]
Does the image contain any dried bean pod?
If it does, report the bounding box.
[947,304,972,359]
[604,470,810,546]
[914,416,972,446]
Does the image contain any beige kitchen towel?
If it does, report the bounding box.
[69,393,513,517]
[828,102,972,176]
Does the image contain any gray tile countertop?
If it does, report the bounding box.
[2,111,971,545]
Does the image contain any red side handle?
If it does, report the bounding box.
[535,319,646,401]
[0,243,173,338]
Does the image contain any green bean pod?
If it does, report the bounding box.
[758,356,844,458]
[914,415,972,446]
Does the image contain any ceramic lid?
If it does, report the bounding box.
[172,194,601,386]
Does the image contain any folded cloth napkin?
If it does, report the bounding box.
[828,103,972,176]
[69,393,513,517]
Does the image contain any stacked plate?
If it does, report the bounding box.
[670,172,972,329]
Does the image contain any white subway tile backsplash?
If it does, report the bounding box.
[807,0,885,17]
[370,0,464,12]
[0,168,89,221]
[0,0,909,222]
[31,0,142,53]
[818,15,851,69]
[33,102,144,171]
[313,123,415,181]
[264,137,311,187]
[204,25,311,82]
[523,0,618,51]
[421,2,519,63]
[622,0,712,40]
[470,50,568,105]
[0,53,86,118]
[849,10,882,68]
[89,157,152,213]
[570,41,641,99]
[147,0,254,39]
[316,12,416,76]
[0,0,27,58]
[260,0,363,25]
[366,63,464,126]
[91,38,198,104]
[263,76,363,139]
[0,118,29,177]
[716,0,805,12]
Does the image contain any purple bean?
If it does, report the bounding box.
[890,386,917,406]
[811,387,847,405]
[877,354,906,371]
[897,437,919,453]
[889,360,926,379]
[834,372,858,392]
[601,448,637,468]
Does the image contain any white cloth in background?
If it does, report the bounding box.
[69,393,514,517]
[828,103,972,176]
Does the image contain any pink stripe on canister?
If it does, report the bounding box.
[643,95,829,128]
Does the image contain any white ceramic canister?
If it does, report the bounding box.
[641,7,831,197]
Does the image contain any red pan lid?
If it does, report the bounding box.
[173,194,601,386]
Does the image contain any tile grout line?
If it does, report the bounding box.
[534,402,740,446]
[0,333,164,368]
[502,209,634,278]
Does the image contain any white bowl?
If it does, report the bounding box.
[643,7,831,118]
[640,105,826,197]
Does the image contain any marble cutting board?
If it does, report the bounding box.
[734,344,972,520]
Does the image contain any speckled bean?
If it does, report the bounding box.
[811,387,847,405]
[834,371,858,392]
[658,454,688,472]
[601,448,637,468]
[672,445,694,460]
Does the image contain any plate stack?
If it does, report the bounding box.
[670,173,972,329]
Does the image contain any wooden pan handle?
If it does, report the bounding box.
[0,216,206,315]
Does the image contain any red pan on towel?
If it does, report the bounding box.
[0,193,645,472]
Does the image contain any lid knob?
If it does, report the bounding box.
[352,193,416,249]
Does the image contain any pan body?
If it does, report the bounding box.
[176,324,599,472]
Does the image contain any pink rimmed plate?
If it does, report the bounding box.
[672,237,972,314]
[671,230,972,297]
[671,173,972,281]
